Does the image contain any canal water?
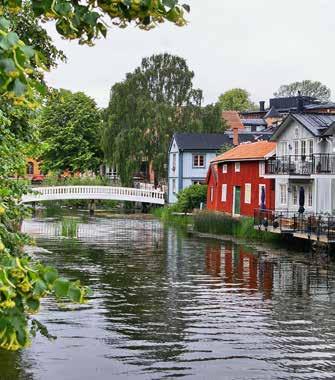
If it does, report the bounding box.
[1,215,335,379]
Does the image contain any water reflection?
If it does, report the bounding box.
[1,216,333,379]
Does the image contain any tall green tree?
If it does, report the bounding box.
[218,88,256,112]
[103,54,202,186]
[38,90,103,174]
[274,80,331,102]
[200,103,227,132]
[0,0,189,351]
[103,54,226,186]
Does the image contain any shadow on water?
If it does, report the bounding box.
[2,214,335,379]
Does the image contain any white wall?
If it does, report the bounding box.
[168,138,179,204]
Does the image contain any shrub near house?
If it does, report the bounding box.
[177,184,207,213]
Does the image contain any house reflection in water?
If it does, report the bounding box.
[205,242,273,299]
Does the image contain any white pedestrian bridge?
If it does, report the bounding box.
[21,186,165,205]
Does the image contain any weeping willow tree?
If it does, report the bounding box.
[0,0,190,351]
[102,53,226,186]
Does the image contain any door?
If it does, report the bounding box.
[233,186,241,216]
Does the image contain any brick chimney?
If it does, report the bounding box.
[233,127,239,146]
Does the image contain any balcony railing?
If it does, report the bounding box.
[254,209,335,242]
[266,154,335,175]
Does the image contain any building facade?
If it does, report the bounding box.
[168,133,233,204]
[206,141,276,217]
[265,113,335,215]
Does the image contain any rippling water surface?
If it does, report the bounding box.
[1,215,335,380]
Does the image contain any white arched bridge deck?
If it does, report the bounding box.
[21,186,165,205]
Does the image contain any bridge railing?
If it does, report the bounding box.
[21,186,165,204]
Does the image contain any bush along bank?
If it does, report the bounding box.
[151,206,192,226]
[193,211,280,242]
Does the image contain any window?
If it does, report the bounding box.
[308,140,314,156]
[172,153,177,171]
[221,184,227,202]
[245,184,251,204]
[294,126,299,139]
[259,161,265,176]
[222,164,228,173]
[259,184,266,206]
[27,162,34,175]
[172,179,176,193]
[280,184,287,205]
[193,180,205,185]
[294,141,299,156]
[280,142,287,156]
[210,186,214,202]
[193,154,205,168]
[301,140,306,157]
[292,185,298,206]
[307,186,313,207]
[235,162,240,172]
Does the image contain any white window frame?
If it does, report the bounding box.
[301,140,306,157]
[292,185,298,206]
[308,139,314,156]
[172,153,177,172]
[221,184,227,202]
[259,161,265,176]
[172,179,176,194]
[294,140,299,157]
[280,184,287,205]
[307,186,313,207]
[193,154,205,168]
[222,164,228,173]
[210,186,214,202]
[280,141,288,156]
[245,183,251,204]
[235,162,240,173]
[259,184,266,206]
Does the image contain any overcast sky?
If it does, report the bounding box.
[45,0,335,108]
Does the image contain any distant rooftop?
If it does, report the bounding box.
[269,96,319,112]
[173,133,231,151]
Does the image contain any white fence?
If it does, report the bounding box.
[21,186,165,205]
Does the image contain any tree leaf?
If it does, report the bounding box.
[12,79,26,96]
[67,285,81,303]
[53,278,70,298]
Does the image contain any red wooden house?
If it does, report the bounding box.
[206,141,276,217]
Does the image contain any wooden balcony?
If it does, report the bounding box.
[266,154,335,176]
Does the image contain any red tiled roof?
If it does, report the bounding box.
[212,141,276,162]
[222,111,244,130]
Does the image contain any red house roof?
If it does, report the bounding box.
[212,141,276,163]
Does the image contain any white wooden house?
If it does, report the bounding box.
[264,113,335,215]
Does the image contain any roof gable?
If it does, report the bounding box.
[173,133,232,151]
[270,113,335,141]
[212,141,276,163]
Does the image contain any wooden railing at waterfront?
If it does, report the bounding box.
[254,208,335,243]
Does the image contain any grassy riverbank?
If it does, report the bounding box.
[193,211,279,242]
[153,207,279,242]
[151,207,192,226]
